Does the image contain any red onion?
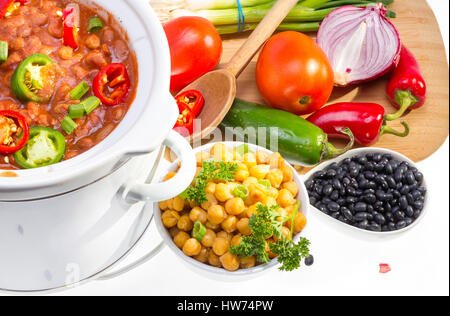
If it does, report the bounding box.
[317,4,401,86]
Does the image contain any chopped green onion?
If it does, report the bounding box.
[233,185,249,200]
[258,179,271,189]
[82,96,101,114]
[235,144,253,156]
[193,221,207,242]
[215,22,320,35]
[88,17,104,33]
[61,116,77,134]
[0,41,8,63]
[70,81,90,100]
[68,103,85,119]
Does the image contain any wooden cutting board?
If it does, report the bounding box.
[217,0,449,167]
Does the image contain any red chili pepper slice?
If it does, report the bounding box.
[307,103,410,146]
[0,110,30,154]
[175,90,205,117]
[173,101,195,137]
[0,0,28,19]
[379,263,391,274]
[93,63,131,106]
[386,45,427,120]
[63,3,80,50]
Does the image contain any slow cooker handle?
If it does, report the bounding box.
[123,130,197,202]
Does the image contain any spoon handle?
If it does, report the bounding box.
[225,0,299,78]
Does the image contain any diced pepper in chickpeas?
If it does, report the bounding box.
[177,214,194,232]
[277,189,296,208]
[201,229,216,247]
[225,197,245,215]
[215,183,234,202]
[174,231,190,249]
[208,251,221,267]
[240,256,256,269]
[212,237,230,256]
[267,168,284,188]
[221,215,238,233]
[173,196,185,212]
[183,238,202,257]
[207,204,226,225]
[161,210,180,228]
[189,207,208,224]
[236,218,252,236]
[220,252,240,271]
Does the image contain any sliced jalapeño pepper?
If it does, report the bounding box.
[11,53,57,103]
[0,110,29,154]
[175,90,205,117]
[14,126,66,169]
[93,63,130,106]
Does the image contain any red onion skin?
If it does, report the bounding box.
[316,4,402,87]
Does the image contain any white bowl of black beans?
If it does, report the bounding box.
[304,148,428,235]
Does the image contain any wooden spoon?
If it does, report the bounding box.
[181,0,300,141]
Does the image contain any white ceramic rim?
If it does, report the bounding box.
[0,0,175,191]
[304,147,429,236]
[153,141,310,277]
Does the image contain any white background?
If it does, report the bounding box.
[22,0,450,296]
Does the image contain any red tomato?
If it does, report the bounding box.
[164,17,222,93]
[256,31,334,115]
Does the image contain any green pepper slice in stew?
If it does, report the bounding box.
[11,54,57,103]
[14,126,66,169]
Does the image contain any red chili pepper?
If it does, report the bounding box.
[0,0,28,19]
[379,263,391,274]
[0,110,30,154]
[307,103,410,146]
[175,90,205,117]
[386,45,427,120]
[93,63,131,106]
[173,101,195,137]
[63,3,80,50]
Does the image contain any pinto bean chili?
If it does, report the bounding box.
[0,0,138,170]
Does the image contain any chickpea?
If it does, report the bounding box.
[274,226,291,242]
[249,184,266,203]
[220,252,240,271]
[201,229,216,247]
[215,183,234,202]
[243,176,258,187]
[282,181,299,196]
[266,239,278,259]
[225,197,245,215]
[264,196,278,208]
[240,256,256,269]
[285,205,297,217]
[174,231,190,248]
[280,164,294,182]
[85,34,101,49]
[194,247,209,263]
[183,238,202,257]
[164,172,177,181]
[205,221,221,232]
[216,231,233,243]
[231,234,242,246]
[243,153,257,168]
[211,144,233,162]
[276,208,289,223]
[232,150,244,162]
[256,151,269,164]
[208,251,221,267]
[177,214,194,232]
[221,215,238,233]
[158,200,168,211]
[293,212,307,234]
[212,237,230,256]
[169,227,180,238]
[235,170,250,182]
[267,187,279,199]
[207,205,226,225]
[173,196,185,212]
[205,182,216,195]
[237,163,248,172]
[58,46,73,60]
[189,207,208,224]
[236,218,252,235]
[267,168,284,188]
[268,152,285,169]
[246,203,261,218]
[161,210,179,228]
[210,143,227,156]
[249,165,270,180]
[196,151,210,166]
[277,189,296,208]
[201,193,218,210]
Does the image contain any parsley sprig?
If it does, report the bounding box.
[230,202,311,271]
[181,159,238,204]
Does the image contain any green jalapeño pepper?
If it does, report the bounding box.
[221,99,354,166]
[11,54,57,103]
[14,126,66,169]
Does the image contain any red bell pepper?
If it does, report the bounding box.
[386,45,427,120]
[0,110,30,154]
[173,101,195,137]
[63,3,80,50]
[93,63,131,106]
[306,103,410,146]
[0,0,28,19]
[175,90,205,117]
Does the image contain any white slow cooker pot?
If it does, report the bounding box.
[0,0,196,292]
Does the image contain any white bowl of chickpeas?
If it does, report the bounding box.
[154,142,310,279]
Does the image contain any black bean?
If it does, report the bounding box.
[392,190,401,199]
[322,197,332,204]
[342,158,352,165]
[354,202,368,213]
[364,193,377,204]
[314,184,323,195]
[358,156,368,164]
[342,208,353,221]
[382,225,389,232]
[374,213,386,225]
[405,217,414,226]
[338,216,349,223]
[358,179,370,190]
[347,187,357,196]
[414,171,424,183]
[413,200,424,211]
[373,153,382,162]
[374,163,385,173]
[368,223,382,232]
[383,154,393,161]
[318,205,328,214]
[305,255,314,266]
[349,167,359,177]
[376,190,388,202]
[404,171,416,185]
[315,170,326,179]
[329,162,339,170]
[337,198,346,206]
[417,187,427,195]
[411,190,422,201]
[364,171,376,180]
[413,210,422,219]
[365,162,375,171]
[400,185,411,195]
[332,179,342,190]
[342,177,351,187]
[330,190,340,201]
[358,220,369,230]
[346,196,357,204]
[367,204,374,213]
[406,193,415,205]
[328,202,340,212]
[396,220,407,230]
[399,196,409,210]
[388,222,397,231]
[326,169,337,178]
[374,201,384,211]
[394,210,406,221]
[323,184,334,196]
[384,163,394,175]
[366,153,374,161]
[384,202,392,213]
[354,212,369,222]
[386,176,396,189]
[331,211,340,219]
[305,179,315,190]
[394,168,404,182]
[368,181,377,190]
